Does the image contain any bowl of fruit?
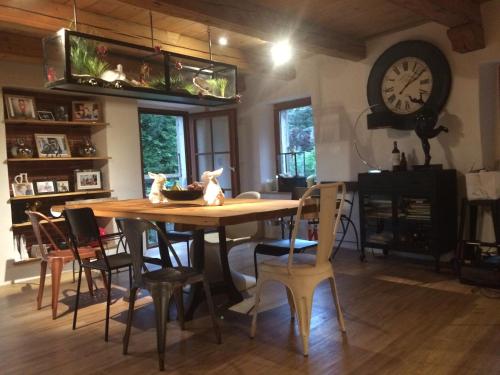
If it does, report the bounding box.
[161,182,204,202]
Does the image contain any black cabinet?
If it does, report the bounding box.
[358,169,457,270]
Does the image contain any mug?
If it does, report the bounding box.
[14,173,28,184]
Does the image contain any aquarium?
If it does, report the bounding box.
[42,30,238,106]
[166,53,237,100]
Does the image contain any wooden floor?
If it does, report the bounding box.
[1,245,500,375]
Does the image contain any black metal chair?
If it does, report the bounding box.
[63,207,133,341]
[120,218,221,371]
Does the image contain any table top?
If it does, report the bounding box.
[53,198,315,227]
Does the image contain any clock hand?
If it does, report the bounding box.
[399,69,426,95]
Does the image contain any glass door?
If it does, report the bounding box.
[190,109,239,197]
[139,109,190,196]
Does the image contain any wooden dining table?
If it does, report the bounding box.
[53,197,315,319]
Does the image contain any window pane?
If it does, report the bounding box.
[212,116,230,152]
[197,154,214,179]
[140,112,186,196]
[214,153,232,190]
[278,104,316,176]
[195,118,212,153]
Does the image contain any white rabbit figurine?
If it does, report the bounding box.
[201,168,225,206]
[148,172,168,204]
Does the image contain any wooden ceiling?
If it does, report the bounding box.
[0,0,490,78]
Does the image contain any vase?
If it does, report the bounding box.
[11,138,33,158]
[79,137,97,157]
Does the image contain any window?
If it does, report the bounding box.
[274,98,316,177]
[139,109,190,196]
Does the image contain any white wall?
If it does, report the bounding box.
[238,1,500,191]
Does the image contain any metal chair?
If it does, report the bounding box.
[251,183,347,356]
[120,218,221,371]
[26,210,103,319]
[63,207,133,341]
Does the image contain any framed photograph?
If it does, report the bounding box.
[56,180,70,193]
[35,181,56,194]
[37,111,55,121]
[74,170,102,191]
[72,101,101,121]
[34,133,71,158]
[11,182,35,197]
[4,95,36,120]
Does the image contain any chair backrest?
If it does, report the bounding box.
[120,218,182,287]
[63,207,107,265]
[225,191,261,239]
[26,210,69,261]
[288,182,345,270]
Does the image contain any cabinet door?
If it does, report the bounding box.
[189,109,239,197]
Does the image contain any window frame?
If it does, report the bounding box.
[273,97,313,175]
[137,107,192,198]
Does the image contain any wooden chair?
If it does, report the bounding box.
[250,183,346,356]
[63,207,133,341]
[120,218,221,371]
[26,210,103,319]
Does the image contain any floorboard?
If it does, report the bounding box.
[1,243,499,375]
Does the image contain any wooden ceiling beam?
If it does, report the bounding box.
[118,0,366,61]
[0,1,248,69]
[389,0,485,52]
[0,31,43,64]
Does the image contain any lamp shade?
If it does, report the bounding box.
[43,29,238,106]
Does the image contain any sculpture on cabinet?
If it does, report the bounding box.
[414,109,448,167]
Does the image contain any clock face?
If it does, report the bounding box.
[381,57,433,115]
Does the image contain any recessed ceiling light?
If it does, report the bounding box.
[218,36,228,46]
[271,40,292,66]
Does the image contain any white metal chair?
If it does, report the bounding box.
[250,182,346,356]
[194,191,261,291]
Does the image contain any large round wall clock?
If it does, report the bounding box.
[366,40,451,130]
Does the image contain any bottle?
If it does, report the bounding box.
[400,152,407,171]
[392,141,401,170]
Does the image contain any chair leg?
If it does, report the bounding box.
[250,280,264,338]
[285,286,295,321]
[123,287,138,355]
[84,268,94,297]
[328,275,346,333]
[151,287,172,371]
[186,240,191,267]
[37,261,48,310]
[104,271,112,342]
[173,287,185,330]
[295,291,314,356]
[51,258,63,320]
[202,277,221,344]
[72,260,76,282]
[253,250,259,279]
[128,266,133,292]
[73,266,83,330]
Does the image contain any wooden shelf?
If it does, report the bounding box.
[11,217,65,229]
[9,189,113,202]
[6,156,111,162]
[5,119,108,127]
[13,258,41,265]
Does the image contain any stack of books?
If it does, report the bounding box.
[405,198,431,221]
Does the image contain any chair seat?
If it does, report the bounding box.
[255,239,317,256]
[166,230,193,241]
[204,231,251,246]
[260,253,331,276]
[82,252,132,270]
[47,247,98,262]
[142,266,200,285]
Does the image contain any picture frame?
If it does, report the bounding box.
[74,170,102,191]
[4,95,36,120]
[56,180,70,193]
[34,133,71,158]
[72,101,101,121]
[37,111,55,121]
[11,182,35,197]
[34,181,56,195]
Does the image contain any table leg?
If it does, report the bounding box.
[185,229,205,321]
[218,226,244,305]
[155,221,173,268]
